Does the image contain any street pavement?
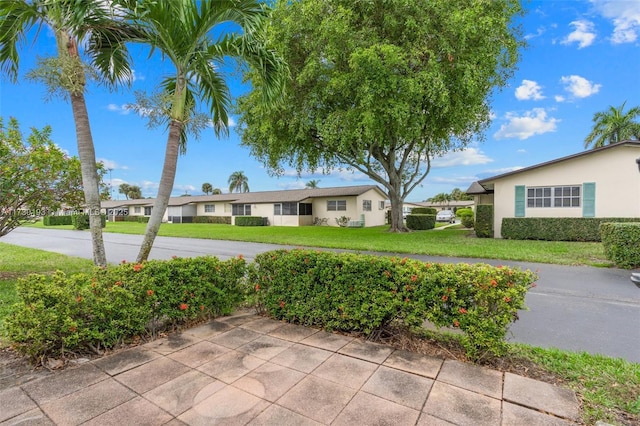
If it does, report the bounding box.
[3,227,639,363]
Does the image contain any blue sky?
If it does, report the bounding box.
[1,0,639,201]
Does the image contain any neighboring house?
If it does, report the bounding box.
[466,140,640,237]
[101,185,388,227]
[387,200,474,219]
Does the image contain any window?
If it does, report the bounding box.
[204,204,215,213]
[274,204,281,215]
[224,203,232,213]
[362,200,372,211]
[527,185,580,208]
[232,204,251,216]
[327,200,346,211]
[379,201,385,210]
[299,203,312,216]
[134,206,141,214]
[144,206,152,216]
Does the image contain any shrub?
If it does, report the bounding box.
[193,216,232,224]
[457,208,474,228]
[475,205,493,238]
[411,207,437,215]
[600,223,640,268]
[456,208,473,218]
[406,214,436,230]
[6,256,246,360]
[249,249,537,359]
[502,217,640,241]
[123,216,150,223]
[71,214,106,230]
[43,215,73,226]
[235,216,264,226]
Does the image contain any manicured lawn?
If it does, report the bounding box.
[29,220,609,266]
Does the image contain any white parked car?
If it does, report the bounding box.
[436,210,456,223]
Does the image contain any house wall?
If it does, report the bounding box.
[356,189,387,226]
[312,196,358,227]
[196,202,233,217]
[490,145,640,237]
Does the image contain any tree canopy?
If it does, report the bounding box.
[237,0,524,231]
[584,101,640,149]
[228,171,250,193]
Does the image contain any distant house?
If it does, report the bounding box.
[466,140,640,237]
[101,185,388,227]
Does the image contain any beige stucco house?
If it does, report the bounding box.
[466,140,640,237]
[102,185,388,227]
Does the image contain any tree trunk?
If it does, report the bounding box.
[59,31,107,267]
[137,120,182,262]
[387,188,409,232]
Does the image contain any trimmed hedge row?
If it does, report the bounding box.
[72,214,106,230]
[194,216,232,224]
[249,249,537,359]
[123,215,150,223]
[43,216,73,226]
[475,205,493,238]
[406,214,436,230]
[502,217,640,241]
[235,216,265,226]
[411,207,437,215]
[601,223,640,268]
[6,256,246,359]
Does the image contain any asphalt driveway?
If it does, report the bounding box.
[3,227,639,363]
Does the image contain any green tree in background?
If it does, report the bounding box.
[584,101,640,149]
[228,171,250,193]
[202,182,213,195]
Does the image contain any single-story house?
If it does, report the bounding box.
[466,140,640,237]
[101,185,388,227]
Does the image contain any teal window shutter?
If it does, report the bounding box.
[515,185,525,217]
[582,182,596,217]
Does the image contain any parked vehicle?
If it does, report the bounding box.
[436,210,456,223]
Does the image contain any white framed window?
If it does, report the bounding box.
[144,206,152,215]
[378,201,385,210]
[527,185,580,208]
[232,204,251,216]
[204,204,215,213]
[134,206,141,213]
[327,200,347,211]
[224,203,232,213]
[362,200,372,211]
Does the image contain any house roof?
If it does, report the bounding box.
[468,140,640,193]
[101,185,386,208]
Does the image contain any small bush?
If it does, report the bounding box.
[193,216,232,224]
[502,217,640,242]
[235,216,264,226]
[406,214,436,230]
[71,214,106,230]
[456,208,473,218]
[475,205,493,238]
[412,207,437,215]
[250,249,537,360]
[600,223,640,269]
[123,216,150,223]
[6,256,247,360]
[43,216,73,226]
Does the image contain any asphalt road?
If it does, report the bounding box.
[3,227,639,363]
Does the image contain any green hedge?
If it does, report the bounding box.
[6,256,246,359]
[71,214,106,230]
[249,249,537,359]
[475,205,493,238]
[123,215,150,223]
[194,216,232,224]
[502,217,640,241]
[600,223,640,268]
[43,216,73,226]
[406,214,436,230]
[411,207,437,215]
[235,216,265,226]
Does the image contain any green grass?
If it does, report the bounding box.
[0,242,94,345]
[513,345,640,425]
[29,220,610,266]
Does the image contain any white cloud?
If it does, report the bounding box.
[494,108,560,140]
[592,0,640,43]
[525,26,546,40]
[97,158,128,170]
[562,20,597,48]
[555,95,566,103]
[174,184,196,194]
[515,80,545,100]
[106,103,130,115]
[429,176,479,185]
[560,75,602,98]
[432,147,493,168]
[276,181,307,190]
[517,149,527,154]
[484,166,525,175]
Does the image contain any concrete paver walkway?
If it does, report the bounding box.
[0,312,581,425]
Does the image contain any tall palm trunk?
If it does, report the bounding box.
[137,120,182,262]
[58,30,107,267]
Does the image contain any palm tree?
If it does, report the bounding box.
[212,187,222,195]
[202,182,213,195]
[228,171,250,193]
[129,1,285,262]
[584,101,640,149]
[0,0,138,267]
[119,183,131,200]
[305,179,320,189]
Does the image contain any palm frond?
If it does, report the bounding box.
[0,0,42,81]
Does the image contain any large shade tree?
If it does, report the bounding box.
[584,101,640,149]
[0,0,138,266]
[228,171,250,193]
[125,0,285,262]
[237,0,524,231]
